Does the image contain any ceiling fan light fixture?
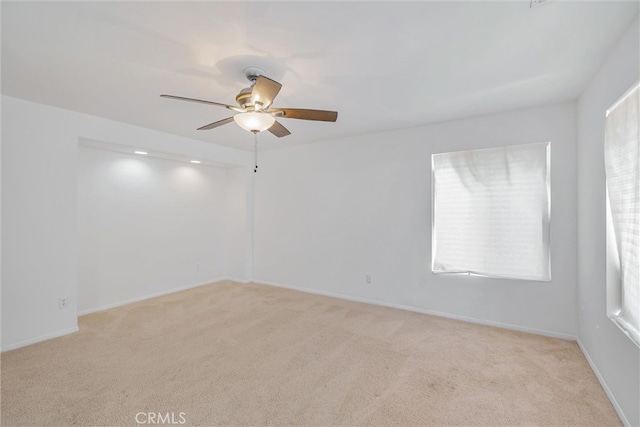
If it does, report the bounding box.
[233,111,275,133]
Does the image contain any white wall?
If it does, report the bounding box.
[77,147,227,314]
[224,166,254,282]
[576,18,639,427]
[0,4,3,348]
[254,101,577,338]
[1,95,250,351]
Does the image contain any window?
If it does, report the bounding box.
[432,142,551,281]
[605,82,640,347]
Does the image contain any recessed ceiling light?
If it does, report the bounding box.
[134,151,148,155]
[190,160,201,164]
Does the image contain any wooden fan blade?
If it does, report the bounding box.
[252,76,282,109]
[270,108,338,122]
[268,120,291,138]
[161,94,244,112]
[197,117,235,130]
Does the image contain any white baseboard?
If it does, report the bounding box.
[576,338,631,427]
[253,279,577,341]
[225,277,252,284]
[1,326,79,353]
[78,277,227,316]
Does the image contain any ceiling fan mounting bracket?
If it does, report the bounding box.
[244,66,266,84]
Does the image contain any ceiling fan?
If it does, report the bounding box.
[161,67,338,138]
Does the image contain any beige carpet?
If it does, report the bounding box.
[1,281,620,426]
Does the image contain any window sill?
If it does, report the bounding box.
[608,314,640,349]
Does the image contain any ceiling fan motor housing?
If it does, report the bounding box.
[235,67,267,109]
[235,87,253,109]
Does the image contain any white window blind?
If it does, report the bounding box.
[605,82,640,347]
[432,142,551,281]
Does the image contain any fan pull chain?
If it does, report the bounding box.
[254,131,258,173]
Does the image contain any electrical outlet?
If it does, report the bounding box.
[365,275,372,284]
[58,297,68,309]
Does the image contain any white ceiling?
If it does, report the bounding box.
[2,1,638,151]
